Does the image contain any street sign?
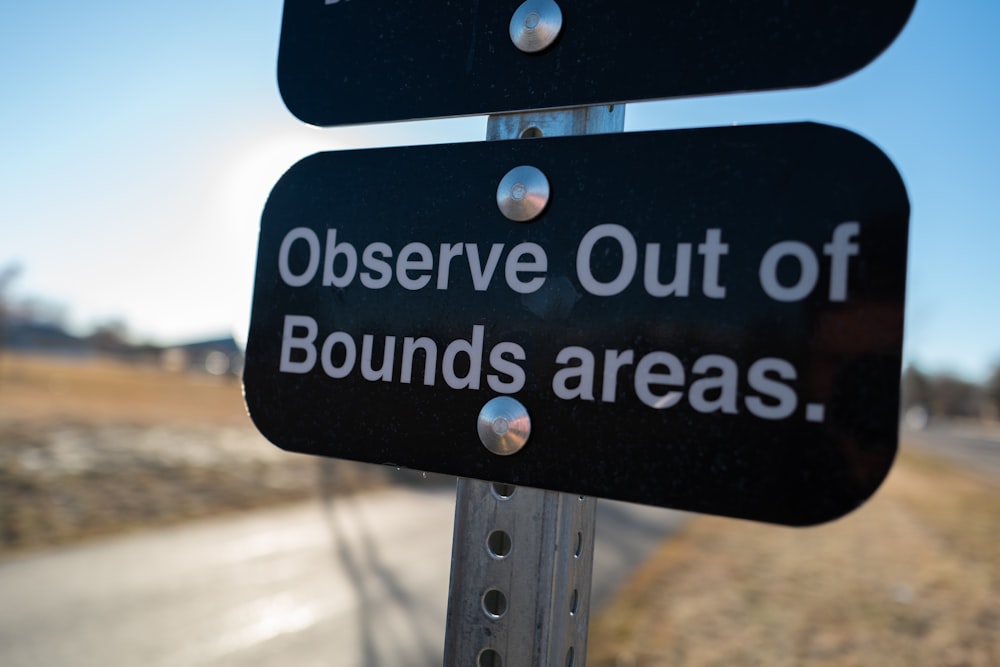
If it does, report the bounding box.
[244,122,909,526]
[277,0,916,127]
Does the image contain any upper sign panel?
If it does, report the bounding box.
[244,123,909,525]
[278,0,916,126]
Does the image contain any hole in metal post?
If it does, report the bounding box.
[483,588,509,619]
[569,589,579,616]
[479,648,503,667]
[520,126,543,138]
[487,530,512,558]
[566,646,575,667]
[491,482,517,499]
[573,531,583,558]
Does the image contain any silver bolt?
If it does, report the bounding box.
[497,165,550,222]
[478,397,531,456]
[509,0,563,53]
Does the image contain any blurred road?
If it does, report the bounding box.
[0,482,684,667]
[902,419,1000,480]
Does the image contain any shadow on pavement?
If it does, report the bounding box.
[317,461,450,667]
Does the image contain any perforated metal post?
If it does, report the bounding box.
[443,104,625,667]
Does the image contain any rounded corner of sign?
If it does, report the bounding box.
[241,381,283,449]
[798,2,918,96]
[275,77,331,129]
[795,453,900,529]
[890,0,920,45]
[802,123,910,197]
[869,439,901,496]
[280,100,326,130]
[259,150,332,213]
[241,386,264,429]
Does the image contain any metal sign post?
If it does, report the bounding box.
[443,105,624,667]
[444,481,596,667]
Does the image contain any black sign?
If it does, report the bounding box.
[278,0,915,126]
[244,123,909,525]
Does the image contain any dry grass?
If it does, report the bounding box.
[0,353,395,553]
[0,352,249,427]
[588,449,1000,666]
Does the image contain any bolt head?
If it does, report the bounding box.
[509,0,563,53]
[497,165,550,222]
[478,397,531,456]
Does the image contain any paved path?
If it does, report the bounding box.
[902,419,1000,481]
[0,483,684,667]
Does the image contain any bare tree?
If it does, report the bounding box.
[88,318,130,354]
[927,373,982,419]
[986,363,1000,420]
[902,363,989,421]
[0,263,23,351]
[901,364,931,410]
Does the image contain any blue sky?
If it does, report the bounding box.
[1,1,998,381]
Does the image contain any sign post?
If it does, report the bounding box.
[443,105,624,667]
